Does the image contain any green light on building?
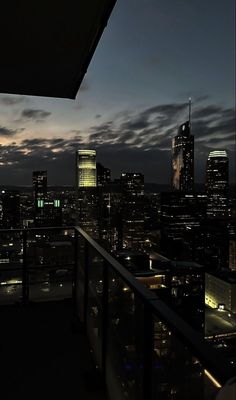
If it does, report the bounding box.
[54,199,60,208]
[37,199,44,208]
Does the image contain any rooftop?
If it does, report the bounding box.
[206,270,236,284]
[208,151,228,159]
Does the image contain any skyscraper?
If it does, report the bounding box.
[0,190,21,229]
[120,173,145,250]
[206,150,229,218]
[76,150,96,188]
[172,101,194,192]
[76,150,98,238]
[96,162,111,187]
[33,170,47,206]
[160,192,207,259]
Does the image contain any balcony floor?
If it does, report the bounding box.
[0,299,106,399]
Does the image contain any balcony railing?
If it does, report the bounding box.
[0,226,235,400]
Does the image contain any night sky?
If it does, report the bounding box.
[0,0,235,186]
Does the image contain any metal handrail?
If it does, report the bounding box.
[0,225,235,389]
[75,226,235,387]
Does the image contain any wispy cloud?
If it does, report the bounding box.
[0,126,25,137]
[0,99,235,185]
[21,109,51,121]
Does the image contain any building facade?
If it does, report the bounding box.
[120,173,145,250]
[97,162,111,187]
[76,150,97,188]
[34,198,62,227]
[0,190,21,229]
[172,121,194,193]
[206,150,229,218]
[33,170,47,205]
[76,150,98,238]
[160,192,207,260]
[205,271,236,313]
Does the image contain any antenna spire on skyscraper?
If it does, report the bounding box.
[188,97,192,127]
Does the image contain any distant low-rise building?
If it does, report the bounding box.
[205,271,236,313]
[35,198,62,227]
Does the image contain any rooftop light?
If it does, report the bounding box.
[208,150,228,158]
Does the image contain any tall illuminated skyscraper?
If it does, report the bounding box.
[206,150,229,218]
[172,101,194,192]
[76,150,98,238]
[76,150,97,188]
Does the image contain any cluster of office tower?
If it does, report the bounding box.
[75,108,231,268]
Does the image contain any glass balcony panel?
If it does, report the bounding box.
[106,269,144,400]
[86,244,104,370]
[28,267,73,301]
[0,231,23,304]
[26,228,75,301]
[26,228,75,268]
[0,227,232,398]
[151,315,220,399]
[76,235,86,322]
[0,281,22,304]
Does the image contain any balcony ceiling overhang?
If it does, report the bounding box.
[0,0,116,99]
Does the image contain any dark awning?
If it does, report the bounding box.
[0,0,116,99]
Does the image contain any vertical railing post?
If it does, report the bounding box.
[72,228,78,313]
[83,239,89,330]
[101,260,109,383]
[22,229,29,305]
[143,305,153,400]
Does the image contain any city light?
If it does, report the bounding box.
[204,369,222,388]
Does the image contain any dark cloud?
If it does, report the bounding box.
[89,122,117,145]
[0,99,235,185]
[22,138,47,146]
[202,135,235,146]
[86,102,235,155]
[50,138,65,145]
[119,102,187,134]
[193,105,223,119]
[193,109,235,141]
[21,109,51,120]
[0,126,24,137]
[143,103,186,117]
[84,100,235,183]
[121,115,150,131]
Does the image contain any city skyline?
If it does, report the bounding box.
[0,0,235,185]
[0,2,235,398]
